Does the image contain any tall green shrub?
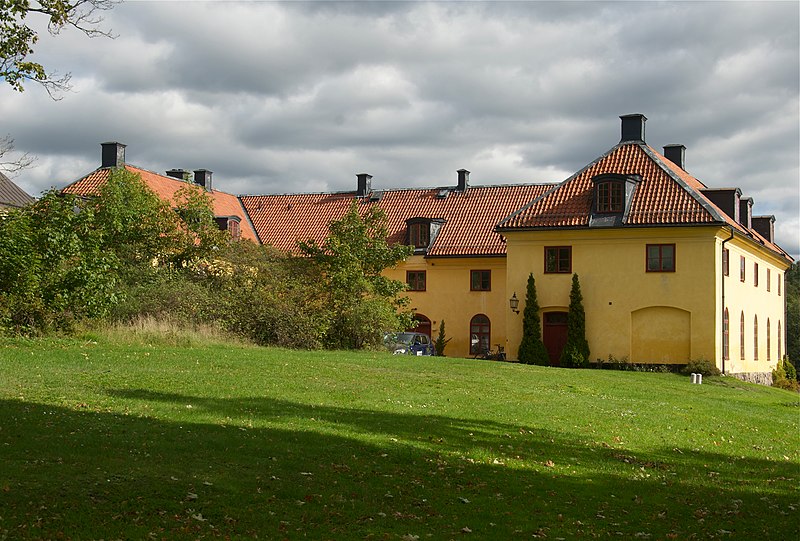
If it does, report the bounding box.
[435,320,451,356]
[560,273,590,368]
[518,273,549,365]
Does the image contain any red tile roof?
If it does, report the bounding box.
[62,165,258,242]
[498,143,792,261]
[240,184,554,257]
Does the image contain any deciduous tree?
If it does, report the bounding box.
[1,0,117,96]
[299,200,412,349]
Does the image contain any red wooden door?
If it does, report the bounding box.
[543,312,568,366]
[410,314,432,338]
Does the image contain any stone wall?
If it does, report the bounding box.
[730,372,773,386]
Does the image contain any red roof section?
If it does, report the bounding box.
[498,142,791,261]
[63,165,258,242]
[241,184,553,256]
[500,144,716,228]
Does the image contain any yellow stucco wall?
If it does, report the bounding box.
[384,226,789,372]
[718,231,789,374]
[384,255,508,358]
[503,227,721,364]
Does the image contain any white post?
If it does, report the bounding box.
[697,374,702,385]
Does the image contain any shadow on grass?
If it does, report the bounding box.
[1,393,797,540]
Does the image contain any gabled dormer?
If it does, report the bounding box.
[588,173,641,227]
[406,217,445,254]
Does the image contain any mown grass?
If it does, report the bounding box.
[0,337,798,540]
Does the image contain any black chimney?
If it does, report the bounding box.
[620,114,647,143]
[101,142,126,168]
[457,169,470,192]
[739,197,752,230]
[663,144,686,170]
[194,169,213,192]
[752,215,775,243]
[357,173,372,197]
[166,169,189,180]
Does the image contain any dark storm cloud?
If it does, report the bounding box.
[2,1,797,256]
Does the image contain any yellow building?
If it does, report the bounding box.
[62,115,793,380]
[498,114,793,380]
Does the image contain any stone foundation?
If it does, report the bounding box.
[729,372,773,386]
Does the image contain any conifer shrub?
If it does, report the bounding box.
[518,273,549,365]
[434,320,451,357]
[560,274,590,368]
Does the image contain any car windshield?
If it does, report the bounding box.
[391,333,416,345]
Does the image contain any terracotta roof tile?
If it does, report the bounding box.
[241,184,554,256]
[62,166,258,242]
[497,143,792,262]
[500,144,717,229]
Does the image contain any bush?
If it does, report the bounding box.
[681,358,722,377]
[773,357,799,392]
[594,355,674,373]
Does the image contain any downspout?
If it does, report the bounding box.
[720,226,735,374]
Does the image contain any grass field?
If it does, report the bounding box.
[1,337,798,540]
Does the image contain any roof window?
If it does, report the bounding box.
[589,173,641,227]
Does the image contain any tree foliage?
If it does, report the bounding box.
[560,273,590,368]
[0,189,118,332]
[786,262,799,369]
[298,200,413,349]
[518,273,549,365]
[0,169,226,334]
[1,0,117,96]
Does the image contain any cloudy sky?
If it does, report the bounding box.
[2,1,798,257]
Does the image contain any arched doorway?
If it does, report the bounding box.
[409,314,432,338]
[470,314,490,355]
[543,311,568,366]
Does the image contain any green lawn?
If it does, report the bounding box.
[1,338,798,540]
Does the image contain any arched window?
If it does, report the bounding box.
[470,314,490,355]
[723,308,729,361]
[753,315,759,361]
[767,319,771,362]
[740,311,745,361]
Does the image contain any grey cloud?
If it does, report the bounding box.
[3,1,797,258]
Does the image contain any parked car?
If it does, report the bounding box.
[384,332,436,356]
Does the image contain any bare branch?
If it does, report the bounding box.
[0,136,36,174]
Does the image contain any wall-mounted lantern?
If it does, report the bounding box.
[509,292,520,314]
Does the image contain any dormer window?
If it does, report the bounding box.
[408,221,430,248]
[214,215,242,241]
[597,180,624,213]
[589,173,641,228]
[406,218,445,253]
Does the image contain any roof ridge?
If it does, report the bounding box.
[497,143,626,229]
[239,182,557,199]
[640,145,724,224]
